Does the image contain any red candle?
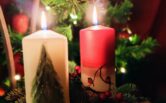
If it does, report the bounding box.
[80,4,115,92]
[80,25,115,92]
[80,25,115,68]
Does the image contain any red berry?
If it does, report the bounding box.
[0,88,5,96]
[12,13,29,34]
[75,66,81,74]
[71,72,77,77]
[14,52,24,76]
[99,93,106,100]
[118,32,129,39]
[104,91,111,97]
[88,78,93,85]
[115,92,123,101]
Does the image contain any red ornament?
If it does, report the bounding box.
[14,52,24,76]
[75,66,81,74]
[12,13,29,34]
[115,92,123,101]
[118,32,130,39]
[99,93,107,100]
[99,91,112,100]
[71,72,77,77]
[0,88,5,96]
[104,91,112,97]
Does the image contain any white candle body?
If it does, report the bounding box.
[22,30,69,103]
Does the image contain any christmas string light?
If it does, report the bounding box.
[14,74,21,81]
[120,67,126,74]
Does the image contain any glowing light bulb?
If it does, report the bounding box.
[129,36,133,41]
[120,67,126,74]
[70,13,78,19]
[14,74,21,81]
[115,68,117,72]
[73,21,77,25]
[45,6,51,11]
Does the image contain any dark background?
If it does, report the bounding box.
[128,0,166,102]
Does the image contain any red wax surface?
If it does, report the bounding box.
[80,25,115,68]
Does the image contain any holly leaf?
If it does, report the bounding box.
[117,83,137,93]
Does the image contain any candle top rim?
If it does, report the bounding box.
[81,25,114,31]
[23,30,67,40]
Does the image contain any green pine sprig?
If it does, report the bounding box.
[116,34,158,71]
[107,0,133,25]
[41,0,86,23]
[8,26,23,53]
[5,88,25,103]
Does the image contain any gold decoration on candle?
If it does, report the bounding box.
[31,45,65,103]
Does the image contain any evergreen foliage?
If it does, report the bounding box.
[116,35,158,71]
[107,0,133,24]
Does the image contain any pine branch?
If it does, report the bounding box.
[107,0,133,24]
[117,83,136,93]
[5,88,25,103]
[115,35,158,69]
[8,26,23,53]
[31,45,65,103]
[41,0,86,23]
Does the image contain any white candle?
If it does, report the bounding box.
[22,11,69,103]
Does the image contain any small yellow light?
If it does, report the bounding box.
[115,68,117,72]
[45,6,51,11]
[129,36,133,41]
[14,74,21,81]
[70,13,78,19]
[73,21,77,25]
[127,28,132,34]
[120,67,126,74]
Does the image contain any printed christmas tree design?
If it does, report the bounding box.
[31,45,65,103]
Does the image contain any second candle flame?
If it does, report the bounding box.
[92,5,98,25]
[41,11,47,30]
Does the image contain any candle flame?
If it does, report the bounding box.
[41,11,47,30]
[92,5,98,25]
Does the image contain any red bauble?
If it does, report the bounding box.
[12,13,29,34]
[99,93,107,100]
[14,52,24,76]
[75,66,81,74]
[0,88,5,96]
[88,78,93,85]
[115,92,123,101]
[104,91,112,97]
[71,72,77,77]
[118,32,130,39]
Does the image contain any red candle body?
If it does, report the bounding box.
[80,25,115,92]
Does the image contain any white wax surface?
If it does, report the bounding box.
[23,30,69,103]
